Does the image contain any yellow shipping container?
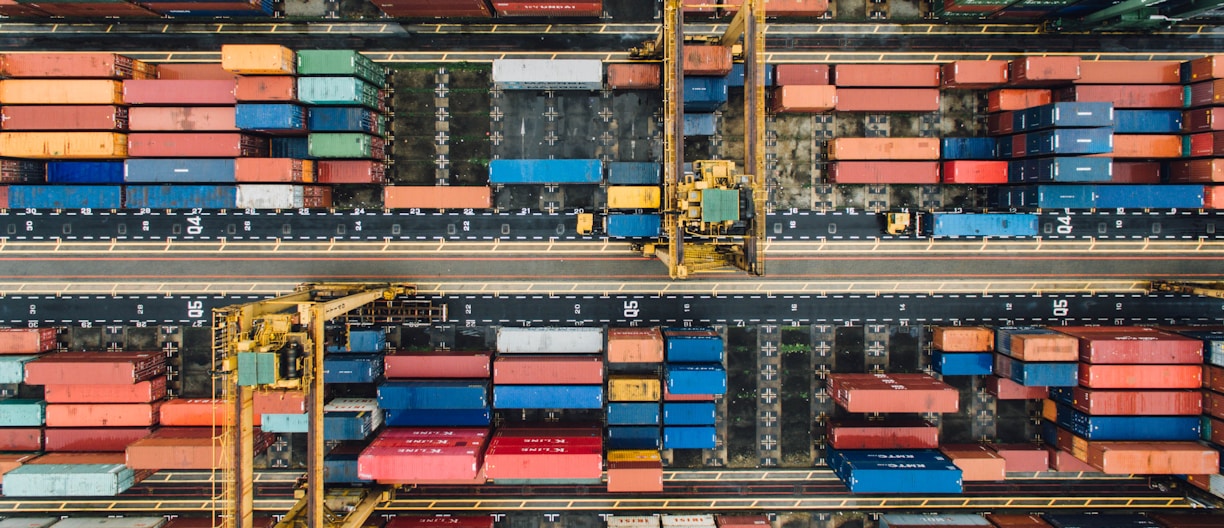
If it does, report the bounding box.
[608,375,661,402]
[0,79,123,104]
[0,132,127,159]
[607,450,661,463]
[221,44,296,75]
[607,186,661,209]
[1041,399,1057,422]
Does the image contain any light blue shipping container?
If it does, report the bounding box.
[607,214,661,238]
[663,402,717,425]
[880,514,990,527]
[994,355,1078,387]
[1055,403,1200,441]
[663,426,717,449]
[606,426,661,450]
[8,185,122,209]
[492,385,603,409]
[684,76,729,112]
[1041,513,1161,528]
[1024,128,1113,156]
[323,354,383,384]
[124,185,237,209]
[384,408,491,427]
[235,103,307,132]
[124,159,236,183]
[663,327,724,362]
[941,137,997,160]
[1114,109,1183,134]
[665,363,727,395]
[489,159,602,184]
[607,162,661,185]
[1095,184,1203,209]
[324,411,377,441]
[297,77,380,108]
[826,449,962,494]
[725,63,775,87]
[932,351,993,376]
[1,463,136,497]
[607,402,661,425]
[1017,102,1115,131]
[1173,329,1224,367]
[0,355,37,384]
[46,161,123,184]
[0,399,44,426]
[378,381,489,410]
[684,113,717,136]
[923,213,1038,238]
[308,106,383,135]
[262,413,308,433]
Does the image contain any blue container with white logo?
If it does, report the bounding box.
[941,137,997,160]
[323,354,383,384]
[607,426,661,450]
[607,402,661,425]
[663,402,717,425]
[663,426,717,449]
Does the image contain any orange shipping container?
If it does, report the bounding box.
[127,106,237,132]
[1207,186,1224,209]
[1009,56,1081,85]
[43,378,167,404]
[941,60,1008,89]
[156,63,237,81]
[940,444,1006,481]
[1060,84,1184,109]
[834,88,940,112]
[1087,441,1219,474]
[834,64,940,87]
[984,514,1053,528]
[383,186,493,210]
[1005,332,1078,362]
[254,390,306,418]
[722,0,829,16]
[0,52,155,79]
[683,46,733,76]
[159,398,232,427]
[1077,364,1202,389]
[942,160,1008,184]
[771,85,836,113]
[1188,55,1224,82]
[606,460,663,492]
[235,158,313,183]
[235,75,297,102]
[1075,61,1181,84]
[932,326,993,352]
[0,132,127,159]
[607,327,664,363]
[828,373,959,413]
[0,454,36,485]
[0,79,122,104]
[44,402,162,427]
[0,327,57,354]
[827,161,940,184]
[827,138,940,160]
[221,44,296,75]
[126,436,216,470]
[606,63,660,90]
[1110,135,1182,159]
[987,89,1052,112]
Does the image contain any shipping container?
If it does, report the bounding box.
[159,399,230,427]
[1,105,127,131]
[0,132,127,159]
[127,133,266,158]
[828,373,959,413]
[297,50,385,87]
[0,79,122,105]
[1174,328,1224,365]
[1050,386,1200,415]
[20,1,159,18]
[489,159,601,185]
[663,402,716,426]
[722,0,828,16]
[608,162,661,185]
[370,0,493,17]
[933,351,994,375]
[0,53,154,79]
[665,363,727,395]
[234,158,313,183]
[771,85,836,112]
[1148,513,1224,528]
[1074,60,1180,84]
[234,103,307,132]
[1040,514,1159,528]
[491,0,602,17]
[880,514,990,527]
[1078,363,1201,389]
[607,402,661,425]
[826,448,962,494]
[725,63,775,88]
[25,351,164,385]
[0,427,41,451]
[357,427,489,483]
[496,326,603,354]
[607,327,665,363]
[1046,446,1097,472]
[235,75,297,102]
[942,161,1008,184]
[1022,128,1114,157]
[942,60,1009,89]
[307,133,384,159]
[0,328,57,354]
[1188,55,1224,82]
[0,518,57,528]
[492,59,603,91]
[1087,441,1219,474]
[1,463,137,496]
[0,354,36,384]
[662,426,717,449]
[1010,56,1081,85]
[383,351,490,379]
[221,44,295,75]
[1110,134,1181,158]
[774,63,830,86]
[315,160,385,184]
[1055,326,1202,364]
[124,159,236,183]
[923,212,1038,238]
[683,45,733,76]
[0,159,45,183]
[308,107,384,135]
[932,326,994,352]
[833,64,940,87]
[6,185,119,209]
[1111,161,1160,183]
[1055,403,1199,440]
[43,378,167,405]
[385,517,494,528]
[155,63,236,81]
[261,413,308,433]
[127,106,236,132]
[44,401,161,427]
[1015,102,1114,132]
[1058,85,1183,109]
[938,445,1007,481]
[606,426,661,450]
[608,516,662,528]
[378,381,489,410]
[123,80,236,105]
[384,408,491,427]
[1096,184,1203,209]
[1187,79,1224,108]
[941,137,997,160]
[827,138,940,160]
[663,327,723,362]
[826,161,940,184]
[384,185,493,209]
[297,77,379,108]
[998,184,1097,209]
[493,385,602,409]
[834,88,940,112]
[1114,110,1182,134]
[987,444,1050,473]
[45,427,151,452]
[607,459,663,492]
[684,76,730,112]
[988,89,1053,112]
[606,63,661,90]
[607,186,661,209]
[1183,108,1224,133]
[493,355,603,385]
[993,354,1077,387]
[607,214,661,238]
[988,112,1016,135]
[826,418,938,449]
[323,354,383,384]
[323,411,379,441]
[608,375,662,401]
[324,440,371,484]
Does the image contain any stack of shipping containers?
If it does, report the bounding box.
[604,59,665,238]
[661,328,725,451]
[0,329,57,486]
[771,63,834,114]
[941,61,1010,185]
[1179,329,1224,497]
[605,327,665,492]
[682,44,733,136]
[1178,56,1224,208]
[298,49,388,198]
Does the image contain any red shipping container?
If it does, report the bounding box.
[1087,441,1219,475]
[157,63,237,81]
[491,1,602,17]
[1078,364,1202,389]
[24,2,157,16]
[1009,56,1081,85]
[1170,159,1224,183]
[941,60,1008,89]
[834,88,940,112]
[1075,61,1181,84]
[1204,390,1224,420]
[488,436,602,448]
[160,398,232,427]
[1,106,128,131]
[45,401,162,428]
[1189,131,1224,157]
[933,326,993,352]
[42,377,167,404]
[371,0,492,17]
[825,418,938,449]
[828,373,959,413]
[1055,326,1203,364]
[1112,161,1161,184]
[985,514,1053,528]
[483,443,602,480]
[492,356,603,385]
[0,328,57,354]
[164,518,277,528]
[235,158,312,183]
[771,85,836,113]
[1059,85,1184,109]
[1187,79,1224,108]
[25,351,165,385]
[358,429,487,483]
[127,107,237,132]
[942,160,1008,184]
[387,517,494,528]
[606,64,661,90]
[384,351,491,379]
[1184,108,1224,133]
[44,427,152,452]
[494,425,599,438]
[123,80,237,105]
[127,133,268,158]
[302,185,332,208]
[126,436,216,470]
[1207,365,1224,393]
[0,1,48,17]
[0,53,155,79]
[827,138,940,160]
[253,390,306,419]
[987,89,1052,112]
[682,45,733,76]
[774,64,830,86]
[1047,446,1095,472]
[606,460,664,493]
[722,0,829,16]
[0,428,42,451]
[235,75,297,102]
[1066,387,1201,415]
[834,64,940,87]
[715,516,769,528]
[1207,186,1224,209]
[1111,135,1181,159]
[384,186,493,210]
[1188,55,1224,82]
[940,444,1006,481]
[988,111,1016,135]
[1209,416,1224,447]
[827,161,940,184]
[984,375,1048,400]
[664,386,716,401]
[1147,514,1224,528]
[317,160,386,184]
[987,444,1049,473]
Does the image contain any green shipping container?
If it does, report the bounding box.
[1011,0,1074,6]
[297,77,380,109]
[0,354,37,384]
[262,413,308,433]
[0,399,44,426]
[237,352,276,387]
[308,133,381,159]
[296,50,386,88]
[700,188,739,223]
[948,0,1014,5]
[1,463,135,497]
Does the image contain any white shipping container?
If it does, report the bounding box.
[492,59,603,91]
[661,516,716,528]
[236,184,306,209]
[325,396,383,429]
[0,519,60,528]
[879,514,991,527]
[50,519,167,528]
[496,327,604,354]
[607,516,661,528]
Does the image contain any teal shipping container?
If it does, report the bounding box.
[262,413,308,433]
[0,355,38,384]
[308,133,384,159]
[297,77,380,108]
[0,399,45,426]
[296,50,386,88]
[1,463,136,496]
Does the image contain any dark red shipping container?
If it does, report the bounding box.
[834,88,940,112]
[24,351,166,385]
[370,0,492,17]
[387,516,494,528]
[715,516,769,528]
[235,75,297,102]
[988,111,1016,135]
[826,418,938,449]
[492,356,603,385]
[827,161,940,184]
[384,351,491,379]
[1147,513,1224,528]
[1075,61,1181,84]
[43,377,168,404]
[1169,160,1224,183]
[985,514,1054,528]
[302,185,332,208]
[682,45,734,76]
[987,444,1049,473]
[984,375,1048,400]
[1187,79,1224,108]
[1066,387,1201,415]
[1078,364,1202,389]
[123,80,237,105]
[1184,108,1224,133]
[1207,365,1224,393]
[1,105,128,131]
[1009,56,1081,85]
[491,1,601,17]
[156,63,237,81]
[833,64,940,87]
[0,1,48,17]
[1204,389,1224,420]
[0,159,43,183]
[1188,131,1224,157]
[0,428,42,451]
[44,427,153,452]
[942,160,1008,184]
[0,327,57,354]
[988,88,1052,112]
[127,133,268,158]
[164,518,277,528]
[316,160,386,184]
[774,64,830,86]
[0,186,10,209]
[1112,161,1162,184]
[24,2,158,17]
[605,63,660,90]
[1057,84,1184,109]
[1055,326,1203,364]
[1188,55,1224,82]
[941,60,1008,89]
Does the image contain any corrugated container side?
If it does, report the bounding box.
[1114,109,1182,134]
[771,85,836,113]
[489,159,602,184]
[1111,161,1160,183]
[607,214,661,238]
[606,63,661,90]
[1057,84,1183,109]
[235,75,297,101]
[988,89,1052,112]
[1056,326,1202,364]
[493,356,603,385]
[127,133,267,158]
[1188,55,1224,82]
[384,351,491,379]
[383,186,491,209]
[234,158,312,183]
[1087,441,1219,474]
[662,426,717,449]
[496,327,604,354]
[122,79,236,105]
[943,161,1008,184]
[1095,184,1203,209]
[0,132,127,159]
[826,418,938,449]
[491,1,603,17]
[1078,364,1202,389]
[774,64,830,86]
[827,138,940,160]
[942,60,1009,88]
[683,45,733,75]
[1010,56,1081,84]
[45,427,151,452]
[127,106,237,131]
[1075,61,1181,84]
[221,44,296,75]
[721,0,828,15]
[378,381,489,410]
[124,159,236,183]
[1,105,127,131]
[834,88,940,112]
[834,64,941,87]
[828,373,959,413]
[491,59,603,90]
[123,185,238,209]
[665,363,727,395]
[0,53,154,79]
[492,385,603,409]
[44,402,161,427]
[608,376,662,401]
[607,327,665,363]
[932,326,993,352]
[0,328,57,354]
[607,162,661,185]
[0,79,123,105]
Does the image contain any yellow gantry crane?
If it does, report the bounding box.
[211,283,446,528]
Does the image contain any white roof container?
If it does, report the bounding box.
[607,516,661,528]
[661,516,717,528]
[236,184,307,209]
[496,327,604,354]
[492,59,603,91]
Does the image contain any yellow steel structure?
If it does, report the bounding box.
[1151,280,1224,299]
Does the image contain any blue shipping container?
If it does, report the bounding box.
[995,355,1078,387]
[607,162,661,185]
[235,103,307,132]
[377,381,489,410]
[324,451,368,484]
[489,159,602,185]
[46,161,123,184]
[607,426,661,450]
[1055,403,1199,441]
[725,63,775,88]
[1025,128,1114,156]
[1095,184,1203,209]
[262,413,308,433]
[384,408,491,427]
[1010,157,1113,183]
[1041,513,1160,528]
[1,463,136,497]
[1041,419,1060,447]
[999,185,1097,209]
[308,107,382,134]
[323,411,377,441]
[1017,102,1114,132]
[607,214,661,238]
[663,402,717,425]
[270,137,313,159]
[932,351,994,376]
[8,185,122,209]
[607,402,661,425]
[493,385,603,409]
[941,137,997,160]
[666,363,727,395]
[124,159,236,183]
[663,327,724,362]
[923,213,1038,238]
[684,76,729,112]
[1114,109,1182,134]
[124,185,237,209]
[323,354,383,384]
[826,449,962,494]
[663,426,717,449]
[684,113,717,136]
[347,328,386,353]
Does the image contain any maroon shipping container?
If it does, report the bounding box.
[715,516,769,528]
[1112,161,1162,184]
[0,1,48,17]
[988,444,1049,473]
[25,351,166,385]
[371,0,493,17]
[682,45,734,76]
[127,106,237,132]
[834,64,940,87]
[941,60,1008,89]
[0,159,43,183]
[605,63,660,90]
[492,356,603,385]
[1187,79,1224,108]
[1188,131,1224,157]
[0,428,42,451]
[1078,364,1202,389]
[1203,390,1224,420]
[0,187,10,209]
[1169,159,1224,183]
[988,111,1016,135]
[1075,61,1181,85]
[985,514,1054,528]
[942,160,1008,184]
[235,75,297,102]
[1184,108,1224,133]
[1188,55,1224,82]
[43,377,168,404]
[1,106,128,131]
[1009,56,1081,85]
[491,1,602,17]
[828,373,959,413]
[1066,387,1201,415]
[164,518,277,528]
[23,2,157,16]
[45,402,162,427]
[1207,365,1224,393]
[984,375,1048,400]
[123,80,237,105]
[387,517,494,528]
[127,133,268,158]
[316,160,386,184]
[825,418,938,449]
[774,64,830,86]
[1057,85,1184,109]
[383,351,492,379]
[0,53,155,79]
[44,427,153,452]
[834,88,940,112]
[827,161,940,184]
[1055,326,1203,364]
[988,89,1052,112]
[302,185,332,208]
[156,63,237,81]
[0,328,57,354]
[1147,514,1224,528]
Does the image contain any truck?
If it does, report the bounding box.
[885,211,1039,238]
